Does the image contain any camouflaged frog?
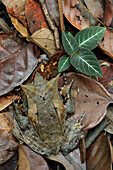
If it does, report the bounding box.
[12,73,84,156]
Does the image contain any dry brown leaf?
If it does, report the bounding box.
[28,28,60,57]
[48,152,75,170]
[0,137,18,164]
[104,106,113,134]
[2,0,27,26]
[0,93,17,111]
[99,29,113,59]
[19,145,49,170]
[25,0,48,34]
[84,0,104,18]
[86,133,112,170]
[19,145,30,170]
[0,112,15,140]
[9,14,29,37]
[58,72,113,130]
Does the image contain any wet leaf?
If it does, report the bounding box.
[28,28,60,56]
[58,55,71,72]
[70,48,103,77]
[0,137,18,164]
[58,72,113,130]
[62,32,78,54]
[75,26,106,50]
[19,145,49,170]
[25,0,48,34]
[37,50,65,79]
[86,133,112,170]
[0,31,38,96]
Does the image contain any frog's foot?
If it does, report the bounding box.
[61,113,85,153]
[13,118,52,156]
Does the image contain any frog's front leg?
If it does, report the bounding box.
[12,98,29,130]
[59,73,79,114]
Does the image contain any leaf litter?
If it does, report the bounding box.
[0,0,113,169]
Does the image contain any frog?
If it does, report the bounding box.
[12,73,84,156]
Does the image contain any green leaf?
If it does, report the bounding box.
[70,48,103,77]
[62,32,78,54]
[75,26,106,50]
[67,32,74,38]
[58,55,71,72]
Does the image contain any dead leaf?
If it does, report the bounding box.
[45,0,60,28]
[63,0,90,30]
[0,137,18,164]
[98,64,113,93]
[37,50,65,79]
[103,0,113,27]
[86,133,112,170]
[0,31,38,96]
[58,72,113,130]
[48,152,75,170]
[19,145,49,170]
[28,28,60,56]
[9,14,29,37]
[84,0,103,18]
[25,0,48,34]
[99,29,113,59]
[0,93,17,111]
[2,0,27,27]
[104,106,113,134]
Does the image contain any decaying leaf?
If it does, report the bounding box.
[0,93,17,111]
[0,112,14,138]
[63,0,90,30]
[25,0,48,34]
[98,64,113,93]
[0,31,38,96]
[9,14,29,37]
[86,133,112,170]
[104,106,113,134]
[58,72,113,130]
[28,28,60,57]
[99,29,113,59]
[84,0,104,18]
[2,0,27,26]
[19,145,49,170]
[0,137,18,164]
[37,50,65,79]
[48,152,75,170]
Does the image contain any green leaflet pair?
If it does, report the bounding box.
[58,26,106,77]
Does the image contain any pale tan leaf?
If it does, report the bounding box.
[9,14,29,37]
[28,28,60,57]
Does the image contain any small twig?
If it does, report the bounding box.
[58,0,64,32]
[39,0,60,49]
[85,118,110,149]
